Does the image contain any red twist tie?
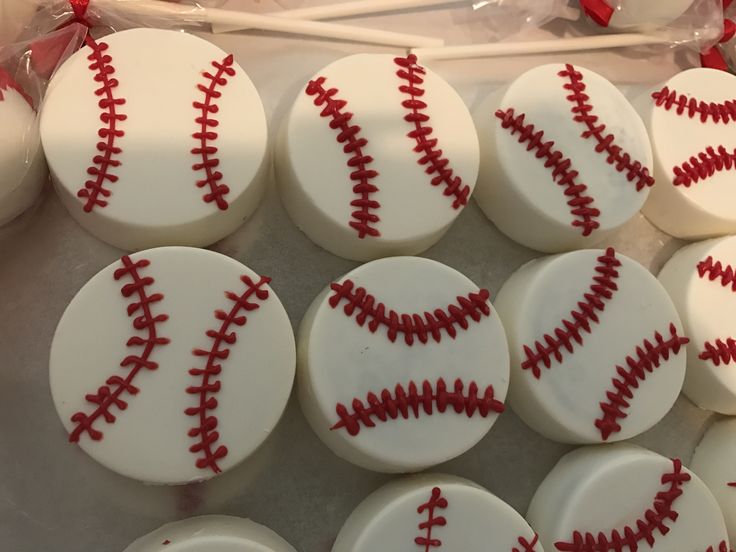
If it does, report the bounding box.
[580,0,614,27]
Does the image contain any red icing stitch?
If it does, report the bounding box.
[700,338,736,366]
[521,248,621,379]
[595,324,689,441]
[328,279,491,345]
[394,55,470,209]
[705,543,730,552]
[729,482,736,487]
[495,108,600,236]
[415,487,447,551]
[69,256,169,442]
[558,64,654,192]
[671,145,736,187]
[186,274,270,474]
[77,38,126,213]
[652,86,736,124]
[305,76,380,239]
[331,377,505,436]
[698,256,736,291]
[555,458,691,551]
[513,535,540,552]
[697,256,736,367]
[0,68,33,107]
[192,54,236,211]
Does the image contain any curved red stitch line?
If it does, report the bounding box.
[185,274,270,473]
[69,255,169,442]
[394,55,470,209]
[328,279,491,345]
[305,76,380,239]
[521,248,621,379]
[700,338,736,366]
[698,256,736,291]
[671,145,736,187]
[704,543,730,552]
[652,86,736,124]
[513,534,540,552]
[696,256,736,367]
[77,37,126,213]
[495,108,600,236]
[331,377,505,436]
[0,68,33,107]
[415,487,447,551]
[191,54,236,211]
[555,458,691,551]
[595,324,689,441]
[558,64,654,192]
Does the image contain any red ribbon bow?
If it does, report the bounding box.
[69,0,90,21]
[701,0,736,71]
[580,0,614,27]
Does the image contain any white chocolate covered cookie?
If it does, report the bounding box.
[636,68,736,239]
[659,236,736,414]
[50,247,295,485]
[691,418,736,545]
[528,444,729,552]
[277,54,479,261]
[297,256,509,472]
[40,28,268,250]
[333,475,541,552]
[495,248,687,443]
[123,515,296,552]
[474,63,653,252]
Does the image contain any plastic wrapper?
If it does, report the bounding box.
[467,0,576,41]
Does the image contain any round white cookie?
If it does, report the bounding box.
[0,68,46,225]
[123,515,296,552]
[691,418,736,545]
[658,236,736,414]
[298,256,509,472]
[581,0,694,29]
[635,68,736,239]
[495,248,687,444]
[40,28,268,250]
[474,63,653,253]
[333,475,541,552]
[49,247,295,485]
[276,53,479,261]
[528,444,729,552]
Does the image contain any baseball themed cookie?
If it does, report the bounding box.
[527,444,729,552]
[580,0,695,29]
[658,236,736,414]
[691,418,736,544]
[0,68,46,225]
[49,247,295,485]
[333,475,541,552]
[636,68,736,239]
[297,256,509,472]
[495,247,688,444]
[123,515,297,552]
[276,54,479,261]
[474,63,653,253]
[40,28,268,250]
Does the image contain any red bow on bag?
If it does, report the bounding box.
[701,0,736,71]
[579,0,614,27]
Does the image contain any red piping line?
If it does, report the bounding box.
[652,86,736,124]
[415,487,447,551]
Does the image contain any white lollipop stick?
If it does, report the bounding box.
[92,0,444,48]
[212,0,469,34]
[412,32,667,60]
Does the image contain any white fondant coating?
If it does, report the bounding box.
[495,248,686,444]
[333,475,541,552]
[276,53,479,261]
[123,515,297,552]
[0,79,46,225]
[528,444,729,552]
[474,63,652,253]
[658,236,736,414]
[49,247,295,485]
[604,0,695,29]
[297,256,509,472]
[691,418,736,545]
[635,68,736,239]
[40,28,268,250]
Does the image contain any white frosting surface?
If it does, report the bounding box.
[474,63,652,252]
[528,444,729,552]
[297,256,509,472]
[277,53,479,261]
[637,68,736,238]
[40,28,268,250]
[495,248,686,443]
[333,475,541,552]
[691,418,736,545]
[123,515,296,552]
[49,247,295,485]
[658,236,736,414]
